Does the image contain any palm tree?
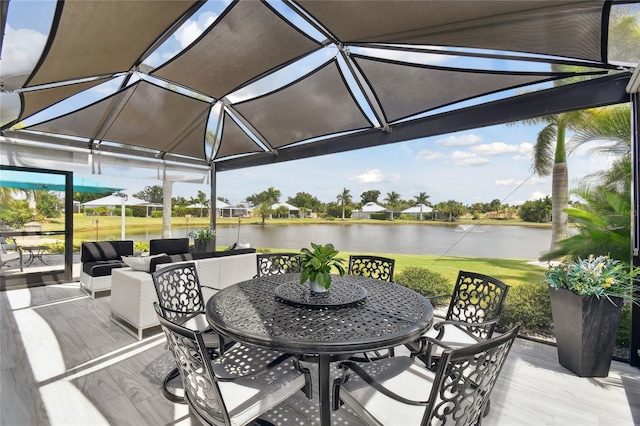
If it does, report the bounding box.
[265,187,280,205]
[570,104,632,193]
[542,104,633,263]
[413,192,430,220]
[384,191,401,210]
[255,203,272,225]
[514,110,592,251]
[336,188,352,221]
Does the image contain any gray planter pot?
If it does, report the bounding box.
[194,239,216,253]
[549,287,623,377]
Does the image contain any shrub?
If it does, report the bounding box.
[370,213,389,220]
[47,242,66,254]
[395,266,452,307]
[134,241,149,253]
[151,211,163,218]
[617,303,631,347]
[498,281,552,336]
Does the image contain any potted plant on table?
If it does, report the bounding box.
[299,242,346,293]
[545,255,639,377]
[189,227,216,253]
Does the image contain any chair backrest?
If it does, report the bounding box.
[154,303,231,425]
[256,252,302,277]
[348,255,395,282]
[423,325,519,426]
[446,270,510,339]
[152,262,205,323]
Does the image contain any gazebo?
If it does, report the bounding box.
[0,1,638,366]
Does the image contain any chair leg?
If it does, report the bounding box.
[162,367,186,404]
[483,398,491,417]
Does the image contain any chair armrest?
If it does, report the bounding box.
[159,307,207,324]
[215,352,293,381]
[406,336,454,366]
[433,317,499,341]
[335,361,428,406]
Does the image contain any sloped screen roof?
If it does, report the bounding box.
[296,0,608,61]
[1,0,633,170]
[24,1,202,87]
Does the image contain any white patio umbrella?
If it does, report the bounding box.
[82,193,147,239]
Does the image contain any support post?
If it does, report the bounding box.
[631,91,639,367]
[210,163,216,250]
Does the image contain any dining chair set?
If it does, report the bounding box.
[151,253,515,426]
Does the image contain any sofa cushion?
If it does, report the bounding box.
[81,241,134,263]
[83,260,127,277]
[149,238,190,256]
[150,253,197,273]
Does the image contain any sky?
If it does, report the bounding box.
[0,0,629,207]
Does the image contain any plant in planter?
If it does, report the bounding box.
[189,227,216,253]
[299,242,346,292]
[545,255,639,377]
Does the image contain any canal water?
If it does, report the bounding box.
[84,223,552,260]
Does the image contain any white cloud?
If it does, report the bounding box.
[415,149,446,161]
[174,12,218,48]
[471,142,533,156]
[529,191,549,200]
[350,169,384,183]
[451,151,489,166]
[1,25,47,77]
[436,134,482,146]
[512,154,531,161]
[145,12,219,67]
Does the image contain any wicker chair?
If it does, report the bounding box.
[348,255,395,282]
[407,270,510,368]
[154,303,311,426]
[152,262,236,402]
[333,326,520,426]
[255,252,302,277]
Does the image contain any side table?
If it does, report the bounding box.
[110,268,160,340]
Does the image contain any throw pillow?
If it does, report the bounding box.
[122,253,166,272]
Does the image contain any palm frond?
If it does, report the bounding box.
[531,124,556,176]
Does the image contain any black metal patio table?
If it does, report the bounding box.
[22,245,49,266]
[206,273,433,426]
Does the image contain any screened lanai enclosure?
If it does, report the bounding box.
[1,1,639,365]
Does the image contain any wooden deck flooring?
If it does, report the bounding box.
[1,282,638,426]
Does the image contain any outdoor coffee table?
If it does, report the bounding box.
[206,273,433,426]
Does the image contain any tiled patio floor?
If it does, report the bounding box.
[1,282,638,425]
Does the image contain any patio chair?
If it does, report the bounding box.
[255,252,302,277]
[152,262,236,402]
[406,270,510,369]
[333,325,519,426]
[154,302,311,426]
[1,238,23,272]
[348,255,395,282]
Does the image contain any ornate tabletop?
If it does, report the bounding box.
[206,273,433,355]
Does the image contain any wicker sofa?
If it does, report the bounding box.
[80,240,133,298]
[110,249,258,339]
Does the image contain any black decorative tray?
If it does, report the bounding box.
[274,281,367,308]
